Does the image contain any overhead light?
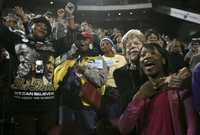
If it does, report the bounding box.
[50,1,54,5]
[130,12,133,15]
[107,13,111,16]
[118,12,121,16]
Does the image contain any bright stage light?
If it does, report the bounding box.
[50,1,54,5]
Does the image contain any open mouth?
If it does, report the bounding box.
[143,60,156,69]
[128,49,139,56]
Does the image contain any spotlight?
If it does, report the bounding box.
[50,1,54,5]
[130,12,133,15]
[118,12,121,16]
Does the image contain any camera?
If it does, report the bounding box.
[35,60,44,74]
[66,2,75,11]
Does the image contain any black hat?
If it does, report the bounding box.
[31,16,52,37]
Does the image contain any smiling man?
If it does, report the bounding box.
[118,43,197,135]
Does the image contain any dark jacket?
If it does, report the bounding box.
[113,64,145,110]
[168,52,186,73]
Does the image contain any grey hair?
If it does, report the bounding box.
[121,29,145,47]
[121,29,145,55]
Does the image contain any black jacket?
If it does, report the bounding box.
[113,64,145,110]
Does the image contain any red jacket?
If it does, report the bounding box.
[118,88,196,135]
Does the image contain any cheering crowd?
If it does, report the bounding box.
[0,3,200,135]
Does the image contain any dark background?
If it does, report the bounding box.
[1,0,200,40]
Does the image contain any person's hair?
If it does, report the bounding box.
[139,43,171,76]
[145,29,160,40]
[168,39,185,54]
[100,37,114,47]
[121,29,145,47]
[31,16,52,37]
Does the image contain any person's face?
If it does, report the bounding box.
[78,38,90,53]
[125,37,143,63]
[81,22,89,32]
[100,40,113,54]
[147,33,159,43]
[140,46,165,78]
[191,42,200,51]
[33,22,48,39]
[172,41,182,54]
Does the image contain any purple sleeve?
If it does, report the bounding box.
[118,98,146,135]
[184,96,196,135]
[192,63,200,112]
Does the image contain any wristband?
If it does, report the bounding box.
[67,16,74,19]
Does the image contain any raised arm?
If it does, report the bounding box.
[15,6,29,35]
[65,2,76,30]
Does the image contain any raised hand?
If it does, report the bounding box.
[65,2,75,15]
[15,6,25,18]
[57,8,65,19]
[14,6,28,22]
